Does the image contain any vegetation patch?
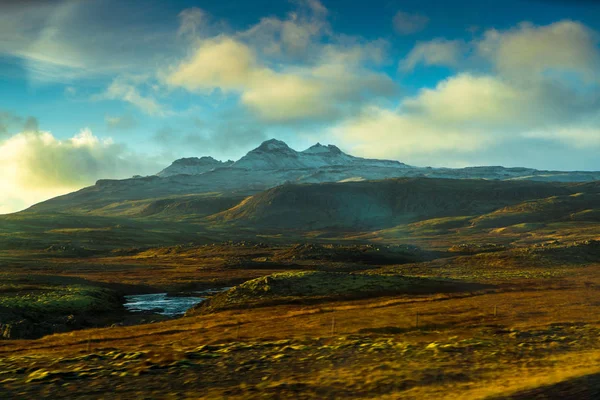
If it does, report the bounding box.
[448,243,508,254]
[273,243,434,264]
[0,279,123,340]
[190,271,488,314]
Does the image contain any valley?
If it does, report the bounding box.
[2,140,600,398]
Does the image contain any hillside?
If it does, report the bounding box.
[212,178,580,230]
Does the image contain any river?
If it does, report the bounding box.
[124,288,227,316]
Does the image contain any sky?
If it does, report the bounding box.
[1,0,600,213]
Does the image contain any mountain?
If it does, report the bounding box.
[155,139,408,181]
[231,139,309,170]
[23,139,600,216]
[157,157,233,177]
[230,139,410,170]
[154,139,600,182]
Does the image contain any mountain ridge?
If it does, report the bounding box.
[159,139,410,174]
[157,156,234,177]
[20,138,600,216]
[154,139,600,180]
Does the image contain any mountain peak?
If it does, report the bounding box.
[255,139,292,152]
[232,139,302,170]
[157,156,232,177]
[303,143,344,155]
[158,139,411,173]
[172,156,219,166]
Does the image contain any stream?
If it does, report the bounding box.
[124,288,227,316]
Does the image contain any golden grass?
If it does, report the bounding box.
[1,264,600,398]
[1,239,600,398]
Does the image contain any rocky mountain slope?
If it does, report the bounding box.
[157,157,233,177]
[23,139,600,216]
[158,139,600,183]
[230,140,410,170]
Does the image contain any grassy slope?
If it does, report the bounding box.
[211,178,579,229]
[0,212,218,251]
[3,178,600,254]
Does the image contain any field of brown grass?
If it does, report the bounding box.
[1,237,600,398]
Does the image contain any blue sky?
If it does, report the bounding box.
[1,0,600,213]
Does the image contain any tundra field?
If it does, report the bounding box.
[2,178,600,399]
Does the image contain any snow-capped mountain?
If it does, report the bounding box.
[26,138,600,215]
[163,139,411,173]
[157,157,233,177]
[155,139,600,183]
[299,143,409,169]
[231,139,309,170]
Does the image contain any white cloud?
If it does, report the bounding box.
[400,39,465,71]
[167,38,395,123]
[22,0,391,125]
[166,37,256,92]
[331,19,600,166]
[402,74,523,125]
[165,1,395,124]
[0,1,86,81]
[330,105,485,161]
[0,128,162,214]
[330,71,600,165]
[393,11,429,35]
[4,2,599,174]
[241,72,329,121]
[477,20,600,82]
[404,20,600,81]
[329,74,514,160]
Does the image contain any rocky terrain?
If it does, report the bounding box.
[157,157,234,177]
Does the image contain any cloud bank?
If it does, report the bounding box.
[165,1,396,124]
[337,20,600,166]
[0,127,162,214]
